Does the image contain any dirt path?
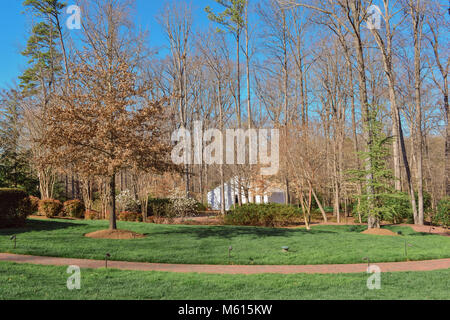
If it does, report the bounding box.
[1,253,449,274]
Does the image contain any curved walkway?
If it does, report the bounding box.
[1,253,449,274]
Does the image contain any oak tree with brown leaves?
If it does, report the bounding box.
[43,59,173,229]
[42,0,174,230]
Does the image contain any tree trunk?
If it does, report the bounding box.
[446,95,450,196]
[109,173,117,230]
[399,115,418,220]
[311,186,327,222]
[285,177,290,205]
[412,2,424,225]
[236,33,242,128]
[245,3,252,130]
[218,82,226,215]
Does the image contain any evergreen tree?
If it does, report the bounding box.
[347,106,408,228]
[0,88,38,194]
[19,21,62,97]
[205,0,246,127]
[22,0,69,81]
[18,0,66,199]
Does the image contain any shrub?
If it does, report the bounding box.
[84,210,100,220]
[167,187,199,217]
[0,188,32,228]
[116,190,141,213]
[434,197,450,228]
[195,202,208,211]
[416,191,432,213]
[147,197,201,219]
[148,198,173,218]
[91,199,103,213]
[383,192,412,223]
[225,203,301,227]
[170,197,198,217]
[323,206,334,214]
[352,192,413,224]
[38,199,63,218]
[63,200,85,218]
[29,196,40,214]
[119,211,143,222]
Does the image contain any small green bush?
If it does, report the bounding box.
[323,206,334,214]
[63,200,85,218]
[195,202,208,211]
[38,199,63,218]
[416,191,432,213]
[0,188,32,228]
[352,192,413,224]
[225,203,301,227]
[434,197,450,228]
[383,192,412,223]
[148,198,173,217]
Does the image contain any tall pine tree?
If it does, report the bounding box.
[19,0,65,199]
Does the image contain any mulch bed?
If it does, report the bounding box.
[85,229,146,240]
[361,228,399,236]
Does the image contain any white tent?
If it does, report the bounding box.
[207,177,286,211]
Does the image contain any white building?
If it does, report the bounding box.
[207,177,286,211]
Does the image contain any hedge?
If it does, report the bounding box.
[38,199,63,218]
[352,191,433,224]
[147,198,173,217]
[85,210,100,220]
[147,197,203,220]
[225,203,301,227]
[434,197,449,228]
[29,196,40,214]
[0,188,32,228]
[119,211,143,222]
[63,200,85,218]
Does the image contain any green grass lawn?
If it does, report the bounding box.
[0,261,448,300]
[0,218,449,265]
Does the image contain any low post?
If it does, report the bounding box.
[363,257,370,268]
[10,235,16,249]
[105,253,111,268]
[404,241,412,261]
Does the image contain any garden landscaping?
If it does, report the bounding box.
[1,218,449,266]
[1,191,448,300]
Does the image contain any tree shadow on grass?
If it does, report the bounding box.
[147,225,337,240]
[383,225,442,237]
[404,232,443,237]
[0,219,85,236]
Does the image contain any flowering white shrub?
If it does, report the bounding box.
[116,190,141,213]
[168,187,198,217]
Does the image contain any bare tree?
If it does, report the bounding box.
[404,0,426,224]
[426,1,449,198]
[160,1,193,198]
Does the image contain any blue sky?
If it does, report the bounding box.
[0,0,221,88]
[0,0,27,87]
